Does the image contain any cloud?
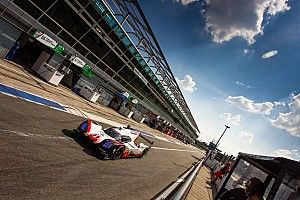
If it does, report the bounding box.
[235,81,252,89]
[171,0,198,5]
[243,49,255,55]
[226,96,274,115]
[273,149,300,160]
[220,113,242,126]
[239,131,254,144]
[262,50,278,59]
[274,101,286,107]
[202,0,291,44]
[270,93,300,137]
[235,81,245,86]
[175,74,197,92]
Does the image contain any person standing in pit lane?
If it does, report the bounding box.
[212,162,231,184]
[218,177,265,200]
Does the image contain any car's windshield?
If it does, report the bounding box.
[104,128,121,140]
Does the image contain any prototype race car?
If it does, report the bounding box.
[76,119,153,160]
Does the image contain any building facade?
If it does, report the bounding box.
[0,0,199,139]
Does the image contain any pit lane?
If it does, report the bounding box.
[0,94,203,200]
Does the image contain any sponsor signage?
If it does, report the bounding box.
[69,55,86,68]
[69,55,95,79]
[32,30,64,54]
[121,92,130,98]
[131,98,138,104]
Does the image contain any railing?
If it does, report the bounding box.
[154,159,204,200]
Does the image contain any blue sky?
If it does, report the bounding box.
[139,0,300,160]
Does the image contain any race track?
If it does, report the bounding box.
[0,94,203,200]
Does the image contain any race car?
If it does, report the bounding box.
[76,119,153,160]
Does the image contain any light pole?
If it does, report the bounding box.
[215,125,230,148]
[203,125,230,164]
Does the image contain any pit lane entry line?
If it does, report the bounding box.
[151,147,199,153]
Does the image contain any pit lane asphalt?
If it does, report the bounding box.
[0,94,203,200]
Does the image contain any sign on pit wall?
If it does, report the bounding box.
[32,30,64,54]
[69,55,86,68]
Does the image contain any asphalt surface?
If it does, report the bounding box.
[0,94,203,200]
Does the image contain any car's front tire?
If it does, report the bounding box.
[109,146,124,160]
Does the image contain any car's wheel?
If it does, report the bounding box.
[109,146,124,160]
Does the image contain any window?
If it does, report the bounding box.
[48,0,89,39]
[118,67,136,83]
[86,53,98,64]
[31,0,54,11]
[104,67,115,77]
[130,78,145,91]
[77,0,89,7]
[58,30,76,46]
[13,0,42,19]
[104,128,121,140]
[69,0,81,10]
[98,19,112,34]
[81,11,94,25]
[108,31,120,44]
[96,62,108,72]
[74,43,89,56]
[86,4,101,22]
[38,15,61,34]
[102,52,123,72]
[80,30,110,59]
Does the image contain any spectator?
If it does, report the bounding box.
[212,162,231,184]
[244,177,265,200]
[218,177,265,200]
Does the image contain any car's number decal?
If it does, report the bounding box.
[102,140,112,149]
[80,122,87,130]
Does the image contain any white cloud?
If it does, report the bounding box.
[243,49,249,54]
[202,0,291,44]
[274,101,286,107]
[235,81,252,89]
[175,74,197,92]
[273,148,300,160]
[226,96,274,115]
[171,0,198,5]
[243,48,255,56]
[271,93,300,136]
[220,113,242,126]
[239,131,254,144]
[235,81,245,86]
[262,50,278,59]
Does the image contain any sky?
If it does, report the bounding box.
[139,0,300,160]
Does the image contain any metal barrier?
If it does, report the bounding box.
[154,159,204,200]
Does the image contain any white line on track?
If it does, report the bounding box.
[0,129,72,141]
[151,146,199,153]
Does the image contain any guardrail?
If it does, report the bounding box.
[154,159,204,200]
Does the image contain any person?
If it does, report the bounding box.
[212,162,231,184]
[244,177,265,200]
[5,42,20,60]
[218,177,265,200]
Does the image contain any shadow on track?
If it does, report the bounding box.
[191,155,203,161]
[61,129,105,160]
